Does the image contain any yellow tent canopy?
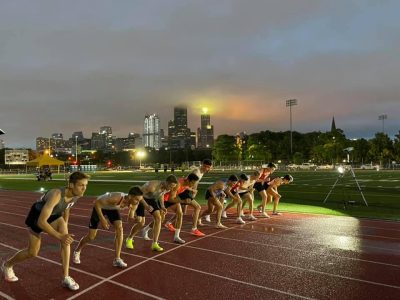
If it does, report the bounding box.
[27,155,65,167]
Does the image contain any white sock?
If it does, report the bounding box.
[174,229,181,239]
[192,227,197,231]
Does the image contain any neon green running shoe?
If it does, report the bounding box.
[125,238,134,249]
[151,242,164,252]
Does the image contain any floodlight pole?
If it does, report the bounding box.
[286,99,298,155]
[75,136,78,165]
[378,114,387,134]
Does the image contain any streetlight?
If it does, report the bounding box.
[378,114,387,133]
[286,99,298,155]
[74,136,78,164]
[136,150,145,169]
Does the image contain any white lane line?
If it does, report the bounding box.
[0,291,15,300]
[0,241,164,300]
[67,218,312,300]
[1,207,400,259]
[0,218,311,300]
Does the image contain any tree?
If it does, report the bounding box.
[368,133,394,167]
[212,135,240,162]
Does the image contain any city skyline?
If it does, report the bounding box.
[1,1,400,148]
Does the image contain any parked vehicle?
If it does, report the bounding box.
[359,164,379,170]
[287,164,299,171]
[298,163,317,170]
[316,164,334,170]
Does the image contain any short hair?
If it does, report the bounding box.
[128,186,143,196]
[283,174,293,183]
[253,170,260,177]
[268,162,277,169]
[228,174,238,182]
[166,174,178,184]
[239,173,249,181]
[68,171,90,184]
[202,159,212,166]
[187,173,200,182]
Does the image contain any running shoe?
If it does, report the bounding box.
[173,237,186,244]
[215,223,228,229]
[257,205,263,213]
[248,215,257,221]
[204,215,211,222]
[151,242,164,252]
[262,212,271,218]
[125,238,134,249]
[72,251,81,264]
[113,258,127,268]
[142,228,151,241]
[221,211,228,218]
[62,276,79,291]
[164,222,176,232]
[236,217,245,224]
[1,262,18,282]
[191,229,205,237]
[272,211,282,216]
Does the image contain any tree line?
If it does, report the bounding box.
[212,129,400,167]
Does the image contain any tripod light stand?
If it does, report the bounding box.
[323,147,368,206]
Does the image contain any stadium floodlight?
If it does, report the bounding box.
[0,129,5,135]
[285,99,298,155]
[378,114,387,133]
[337,166,345,174]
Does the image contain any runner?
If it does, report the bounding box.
[1,172,89,291]
[266,174,294,215]
[73,186,144,268]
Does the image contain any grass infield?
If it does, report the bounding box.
[1,169,399,221]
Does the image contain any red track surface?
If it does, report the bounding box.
[0,190,399,299]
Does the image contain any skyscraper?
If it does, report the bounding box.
[144,114,161,149]
[197,107,214,148]
[168,106,194,149]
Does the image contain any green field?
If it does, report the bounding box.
[1,169,399,221]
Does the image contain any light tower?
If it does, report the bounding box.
[286,99,298,155]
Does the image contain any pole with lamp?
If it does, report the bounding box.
[75,136,78,166]
[286,99,298,156]
[136,150,145,169]
[378,114,387,134]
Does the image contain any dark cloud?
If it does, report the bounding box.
[1,0,399,147]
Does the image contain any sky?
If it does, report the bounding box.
[1,0,399,148]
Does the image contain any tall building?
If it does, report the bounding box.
[143,114,161,149]
[36,137,50,153]
[91,132,106,150]
[197,108,214,149]
[100,126,113,151]
[168,106,194,149]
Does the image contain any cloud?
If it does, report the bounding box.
[1,0,400,147]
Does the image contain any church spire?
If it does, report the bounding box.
[331,116,336,132]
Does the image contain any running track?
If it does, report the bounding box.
[0,190,399,299]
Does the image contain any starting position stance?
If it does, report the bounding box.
[126,175,178,252]
[73,186,145,268]
[255,163,277,217]
[266,174,294,215]
[2,172,90,291]
[164,173,205,238]
[222,174,248,224]
[199,175,239,229]
[236,171,261,220]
